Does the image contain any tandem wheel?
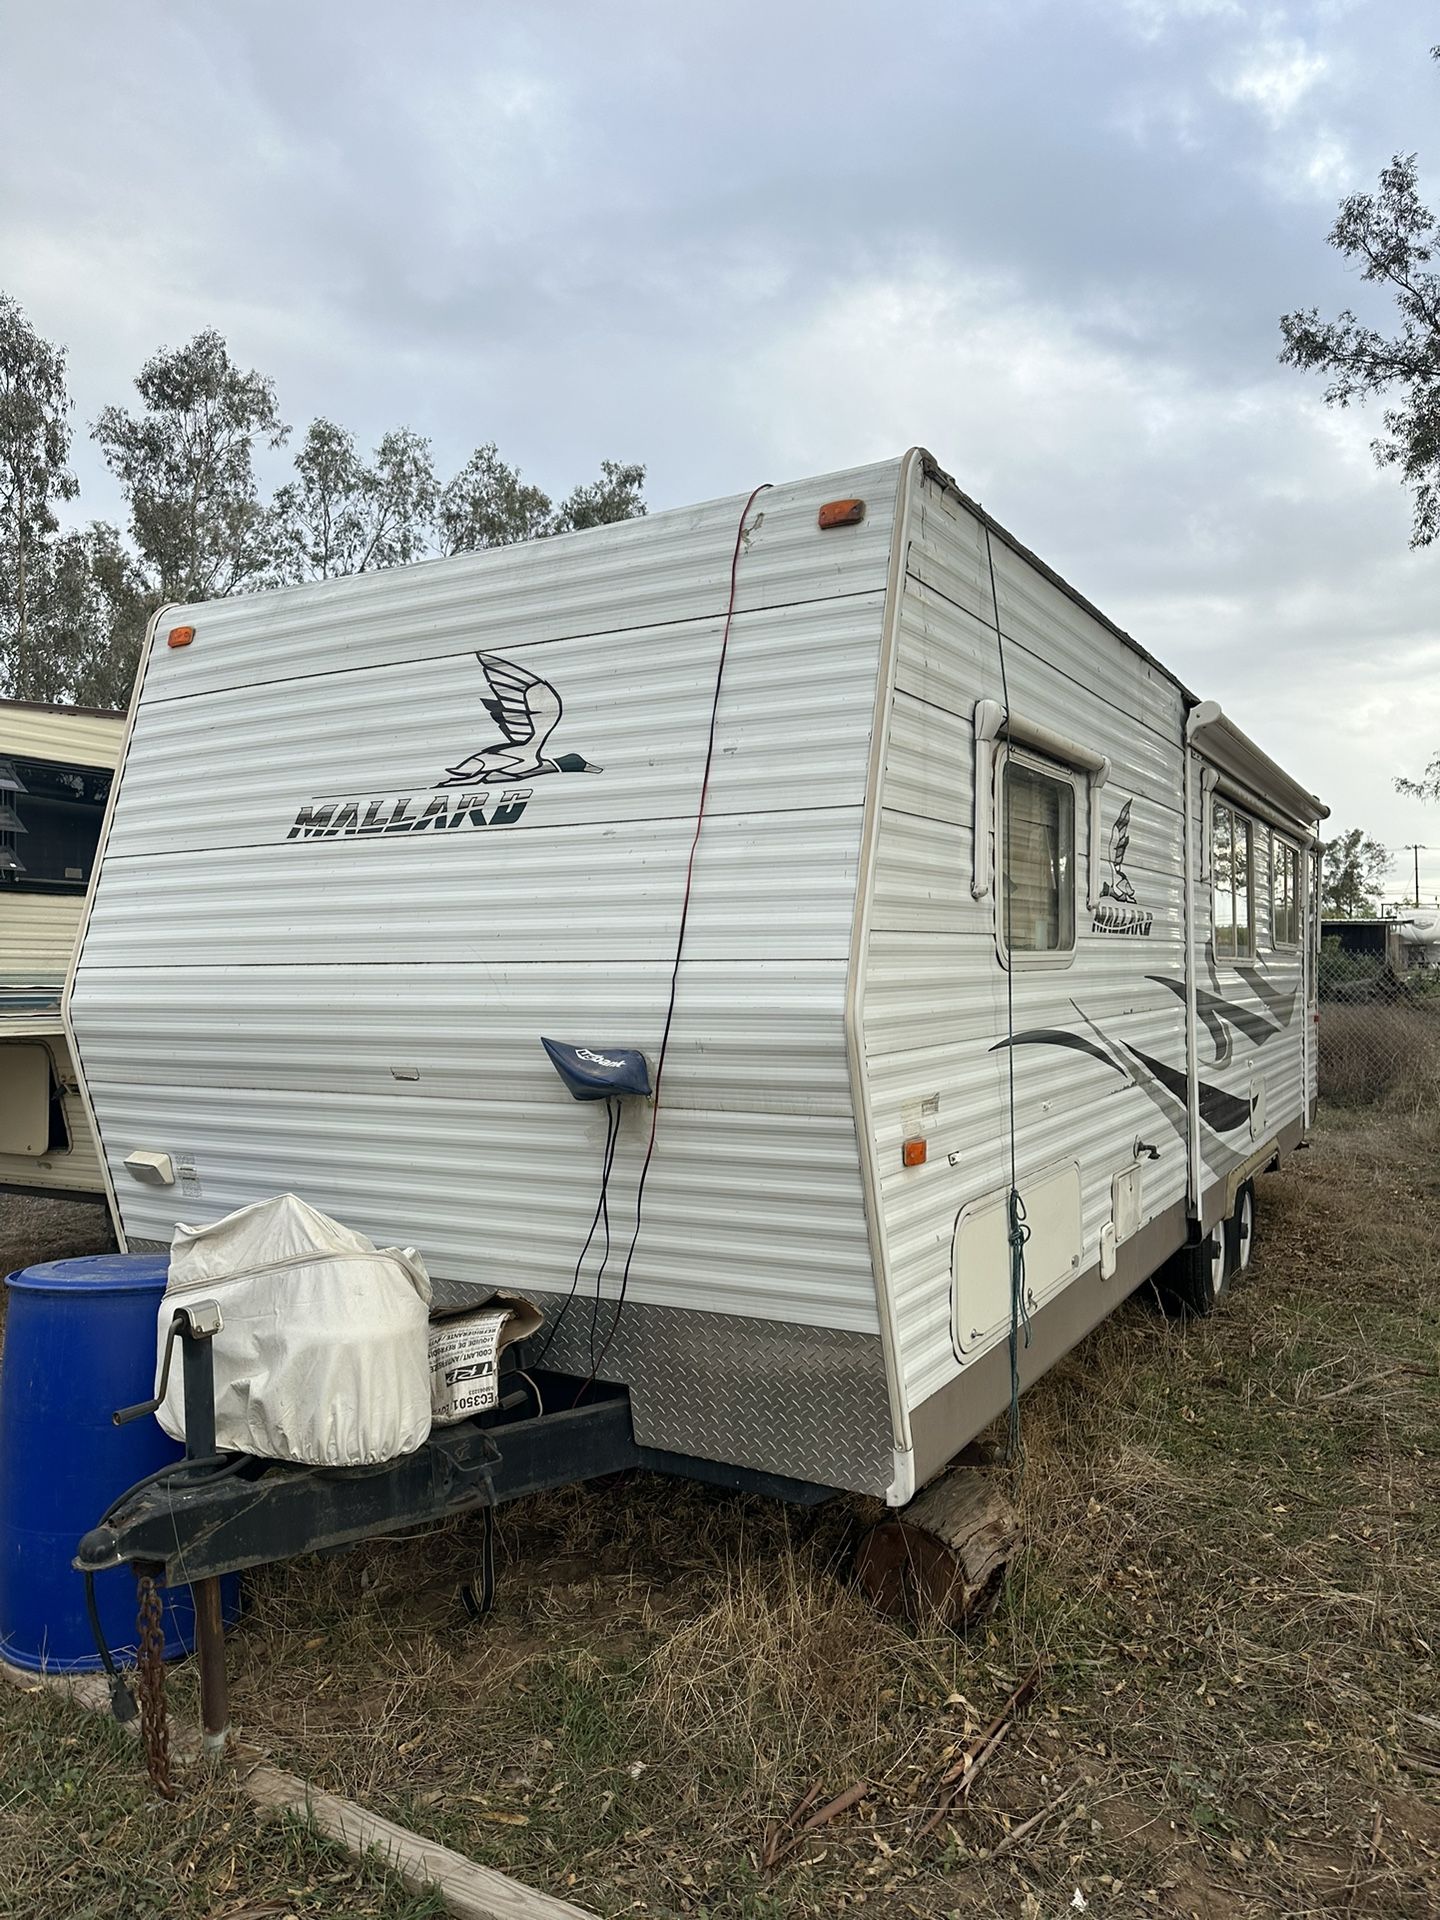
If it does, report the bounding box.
[1228,1177,1257,1278]
[1157,1178,1256,1319]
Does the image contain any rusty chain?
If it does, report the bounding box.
[135,1571,175,1799]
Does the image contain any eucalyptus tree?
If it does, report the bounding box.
[93,328,289,601]
[1280,49,1440,548]
[552,458,646,534]
[436,442,555,554]
[1319,827,1391,919]
[0,294,77,695]
[275,419,439,581]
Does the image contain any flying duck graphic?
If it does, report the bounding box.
[439,651,602,787]
[1101,797,1138,904]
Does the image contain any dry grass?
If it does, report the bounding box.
[206,1104,1440,1917]
[0,1192,113,1288]
[1318,999,1440,1110]
[3,1107,1440,1916]
[0,1687,442,1919]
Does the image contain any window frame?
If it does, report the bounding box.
[1211,795,1256,962]
[995,745,1080,971]
[1269,829,1302,951]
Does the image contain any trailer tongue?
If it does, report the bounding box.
[74,1299,832,1770]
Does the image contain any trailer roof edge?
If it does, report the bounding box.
[915,451,1326,827]
[0,696,126,723]
[916,450,1201,705]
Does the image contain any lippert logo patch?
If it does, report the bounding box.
[284,650,600,843]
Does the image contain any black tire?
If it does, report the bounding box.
[1156,1221,1230,1319]
[1228,1179,1256,1280]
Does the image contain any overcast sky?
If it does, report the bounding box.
[3,1,1437,897]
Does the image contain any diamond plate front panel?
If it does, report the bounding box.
[126,1258,896,1495]
[529,1297,895,1497]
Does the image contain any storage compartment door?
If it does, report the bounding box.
[951,1160,1082,1356]
[0,1044,52,1156]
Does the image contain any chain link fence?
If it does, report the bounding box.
[1317,928,1440,1109]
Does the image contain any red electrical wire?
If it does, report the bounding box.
[584,481,771,1386]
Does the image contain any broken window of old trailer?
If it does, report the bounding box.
[1212,798,1254,958]
[1002,757,1076,956]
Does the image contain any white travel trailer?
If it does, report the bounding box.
[1,699,124,1200]
[66,451,1325,1506]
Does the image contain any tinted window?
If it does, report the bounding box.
[0,758,111,895]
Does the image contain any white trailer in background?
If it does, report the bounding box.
[1,699,124,1200]
[67,450,1326,1505]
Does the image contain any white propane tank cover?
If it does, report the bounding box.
[124,1149,176,1187]
[157,1193,434,1466]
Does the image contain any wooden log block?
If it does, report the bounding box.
[854,1467,1021,1629]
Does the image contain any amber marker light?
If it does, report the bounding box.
[817,498,866,529]
[901,1138,927,1168]
[167,625,196,648]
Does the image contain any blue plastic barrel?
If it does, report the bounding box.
[0,1253,239,1672]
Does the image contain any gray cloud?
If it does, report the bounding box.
[2,0,1437,891]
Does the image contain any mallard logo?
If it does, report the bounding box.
[284,651,600,842]
[1092,797,1153,935]
[440,652,601,785]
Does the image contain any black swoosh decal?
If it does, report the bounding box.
[1234,966,1298,1027]
[989,1030,1128,1075]
[1122,1044,1252,1133]
[991,1018,1254,1137]
[1145,974,1281,1050]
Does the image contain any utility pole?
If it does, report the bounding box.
[1403,844,1427,908]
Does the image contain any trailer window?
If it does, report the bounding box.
[1212,799,1254,958]
[1001,757,1075,957]
[0,758,111,895]
[1271,834,1302,948]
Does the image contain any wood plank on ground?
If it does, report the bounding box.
[2,1659,596,1920]
[244,1763,597,1920]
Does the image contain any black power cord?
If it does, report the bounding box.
[529,1095,621,1372]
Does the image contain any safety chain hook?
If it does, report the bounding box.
[135,1571,175,1799]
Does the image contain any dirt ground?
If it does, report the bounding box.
[0,1191,113,1282]
[2,1109,1438,1918]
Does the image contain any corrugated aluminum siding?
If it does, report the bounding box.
[1,895,87,987]
[861,473,1192,1413]
[0,702,123,771]
[2,706,123,988]
[70,463,904,1342]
